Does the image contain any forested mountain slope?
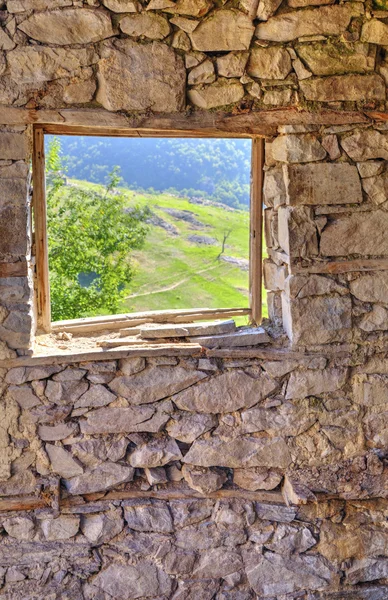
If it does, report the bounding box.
[51,136,252,209]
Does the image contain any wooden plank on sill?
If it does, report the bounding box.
[291,258,388,275]
[139,319,236,339]
[51,307,250,333]
[98,338,197,348]
[190,327,271,348]
[0,261,28,277]
[2,344,204,368]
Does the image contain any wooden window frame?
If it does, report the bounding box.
[32,124,264,334]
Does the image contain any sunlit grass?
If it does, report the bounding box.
[66,180,268,320]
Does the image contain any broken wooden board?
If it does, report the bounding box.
[99,336,174,348]
[139,319,236,339]
[189,327,271,348]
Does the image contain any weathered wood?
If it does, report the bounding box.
[139,319,236,339]
[291,258,388,275]
[0,496,47,512]
[32,126,51,333]
[250,137,264,325]
[98,338,200,348]
[190,327,271,348]
[0,106,370,131]
[2,343,204,368]
[51,307,250,333]
[62,488,286,506]
[0,261,28,277]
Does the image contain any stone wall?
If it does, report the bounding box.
[0,0,387,112]
[0,347,388,599]
[1,1,388,598]
[0,126,33,359]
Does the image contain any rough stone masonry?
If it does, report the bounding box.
[1,0,388,599]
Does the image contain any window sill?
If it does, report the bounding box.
[5,322,291,368]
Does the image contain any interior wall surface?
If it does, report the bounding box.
[1,1,388,599]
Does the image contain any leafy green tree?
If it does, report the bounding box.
[46,138,150,321]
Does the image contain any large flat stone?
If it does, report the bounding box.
[350,272,388,303]
[183,436,291,468]
[109,366,206,405]
[38,422,77,441]
[92,562,172,599]
[190,9,254,51]
[341,130,388,161]
[74,384,116,409]
[287,274,348,298]
[8,0,71,11]
[286,368,348,399]
[217,51,249,78]
[2,516,35,541]
[19,8,114,45]
[278,206,318,258]
[124,502,173,532]
[320,211,388,256]
[255,4,362,42]
[119,13,171,39]
[246,552,338,596]
[172,369,278,413]
[257,0,283,19]
[192,547,243,578]
[353,374,388,406]
[102,0,139,11]
[166,412,217,443]
[172,0,213,17]
[80,401,172,434]
[45,444,84,478]
[362,171,388,205]
[241,399,318,436]
[41,516,80,541]
[97,39,185,112]
[64,462,134,495]
[81,508,124,545]
[234,467,282,491]
[271,134,326,163]
[7,47,97,84]
[300,74,385,102]
[361,19,388,45]
[129,437,182,468]
[188,79,244,109]
[283,163,362,206]
[247,47,292,79]
[296,42,375,76]
[0,471,37,497]
[282,293,352,346]
[0,133,28,161]
[360,305,388,332]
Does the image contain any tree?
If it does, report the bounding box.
[46,138,150,321]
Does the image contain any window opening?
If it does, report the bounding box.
[32,127,264,336]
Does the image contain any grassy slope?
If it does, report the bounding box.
[64,180,267,319]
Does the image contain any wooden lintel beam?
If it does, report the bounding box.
[0,106,371,133]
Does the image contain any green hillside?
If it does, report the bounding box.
[53,180,267,321]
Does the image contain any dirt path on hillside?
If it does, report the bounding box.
[125,263,219,299]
